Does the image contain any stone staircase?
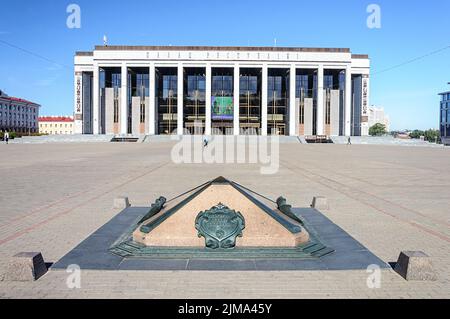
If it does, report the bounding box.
[109,238,334,259]
[110,136,139,143]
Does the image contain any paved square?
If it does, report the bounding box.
[0,142,449,298]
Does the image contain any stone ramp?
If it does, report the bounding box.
[143,135,301,144]
[331,136,443,147]
[11,134,441,147]
[143,135,181,143]
[11,134,114,144]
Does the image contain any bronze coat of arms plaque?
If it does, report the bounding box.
[195,203,245,249]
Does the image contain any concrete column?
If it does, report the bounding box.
[261,64,268,136]
[233,65,240,135]
[177,64,184,135]
[316,65,324,135]
[289,65,296,136]
[120,63,128,135]
[149,63,156,135]
[205,64,212,135]
[345,65,352,136]
[92,64,99,134]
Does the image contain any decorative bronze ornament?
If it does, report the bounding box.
[138,196,166,225]
[195,203,245,249]
[277,197,304,225]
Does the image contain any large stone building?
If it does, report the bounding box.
[74,45,370,137]
[439,90,450,145]
[0,89,40,133]
[39,116,74,135]
[367,106,390,133]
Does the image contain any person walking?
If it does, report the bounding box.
[347,136,351,145]
[203,136,209,148]
[4,130,9,144]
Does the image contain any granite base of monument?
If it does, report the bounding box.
[52,177,389,271]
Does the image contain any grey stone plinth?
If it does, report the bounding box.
[311,196,329,210]
[113,196,130,209]
[394,251,437,281]
[4,252,47,281]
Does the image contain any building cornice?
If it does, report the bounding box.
[91,45,352,53]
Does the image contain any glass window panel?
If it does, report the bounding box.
[198,78,205,90]
[240,77,247,91]
[250,77,257,94]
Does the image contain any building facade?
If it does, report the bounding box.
[74,45,370,136]
[0,89,40,133]
[367,106,390,133]
[439,91,450,145]
[39,116,74,135]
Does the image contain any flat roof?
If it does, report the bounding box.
[75,45,371,56]
[39,116,74,122]
[439,91,450,95]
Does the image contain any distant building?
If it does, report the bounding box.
[39,116,74,135]
[439,91,450,145]
[0,89,40,133]
[367,106,390,133]
[396,132,411,140]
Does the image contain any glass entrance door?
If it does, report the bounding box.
[211,68,234,135]
[267,69,289,135]
[239,68,261,135]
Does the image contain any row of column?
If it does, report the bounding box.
[91,63,353,136]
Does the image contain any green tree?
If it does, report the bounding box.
[409,130,425,139]
[409,129,440,143]
[423,129,440,143]
[369,123,387,136]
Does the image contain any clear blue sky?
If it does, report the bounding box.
[1,0,449,130]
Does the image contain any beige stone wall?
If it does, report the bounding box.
[131,97,150,135]
[105,88,121,134]
[330,90,340,136]
[303,98,313,136]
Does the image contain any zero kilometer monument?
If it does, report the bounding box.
[53,177,386,271]
[74,45,370,137]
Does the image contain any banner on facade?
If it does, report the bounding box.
[211,96,233,120]
[361,75,369,118]
[75,73,82,114]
